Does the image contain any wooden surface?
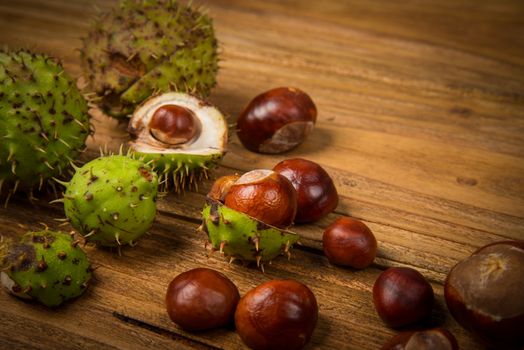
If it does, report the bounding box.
[1,0,523,349]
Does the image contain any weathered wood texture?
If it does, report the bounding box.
[0,0,523,349]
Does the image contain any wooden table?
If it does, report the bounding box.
[1,0,523,349]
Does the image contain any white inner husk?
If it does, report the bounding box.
[129,92,227,155]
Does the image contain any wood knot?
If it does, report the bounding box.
[456,176,478,186]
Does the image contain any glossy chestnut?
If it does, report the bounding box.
[444,241,524,349]
[322,217,377,269]
[382,328,458,350]
[236,87,317,154]
[165,268,240,331]
[373,267,434,328]
[223,169,297,229]
[273,158,338,223]
[235,279,318,350]
[149,104,201,145]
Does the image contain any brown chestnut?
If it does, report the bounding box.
[373,267,434,328]
[236,87,317,154]
[235,279,318,350]
[444,241,524,348]
[149,104,201,145]
[273,158,338,223]
[208,174,240,202]
[223,169,297,229]
[322,217,377,269]
[165,268,240,331]
[382,328,458,350]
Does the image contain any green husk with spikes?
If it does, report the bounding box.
[201,198,300,269]
[81,0,218,118]
[61,155,158,247]
[132,152,223,192]
[0,230,92,307]
[0,50,90,199]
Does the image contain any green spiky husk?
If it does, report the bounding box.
[0,50,90,194]
[81,0,218,118]
[63,155,158,247]
[131,151,223,192]
[0,230,92,307]
[201,198,300,264]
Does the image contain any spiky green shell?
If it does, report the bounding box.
[0,50,90,194]
[63,155,158,247]
[0,230,92,307]
[132,152,222,192]
[81,0,218,118]
[201,198,300,265]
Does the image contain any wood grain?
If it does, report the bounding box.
[1,0,523,349]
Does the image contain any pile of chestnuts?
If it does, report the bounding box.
[165,268,318,350]
[201,156,341,269]
[192,87,524,349]
[370,241,524,349]
[220,156,340,229]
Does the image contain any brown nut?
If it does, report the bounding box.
[236,87,316,154]
[165,268,240,331]
[382,328,459,350]
[223,169,297,229]
[322,217,377,269]
[373,267,434,328]
[273,158,338,223]
[149,104,201,145]
[235,279,318,350]
[444,241,524,348]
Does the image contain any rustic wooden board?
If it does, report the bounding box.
[0,0,523,349]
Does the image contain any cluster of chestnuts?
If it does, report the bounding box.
[227,157,340,229]
[201,156,341,269]
[165,268,318,350]
[235,87,379,270]
[372,241,524,349]
[217,87,524,349]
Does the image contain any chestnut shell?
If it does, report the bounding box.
[444,241,524,348]
[373,267,434,328]
[235,279,318,350]
[236,87,317,154]
[165,268,240,331]
[273,158,338,223]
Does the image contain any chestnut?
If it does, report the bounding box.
[223,169,297,229]
[236,87,317,154]
[382,328,458,350]
[273,158,338,223]
[235,279,318,350]
[149,104,201,145]
[444,241,524,348]
[373,267,434,328]
[165,268,240,331]
[208,174,240,202]
[322,217,377,269]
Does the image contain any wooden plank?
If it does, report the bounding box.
[0,0,523,349]
[0,199,484,349]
